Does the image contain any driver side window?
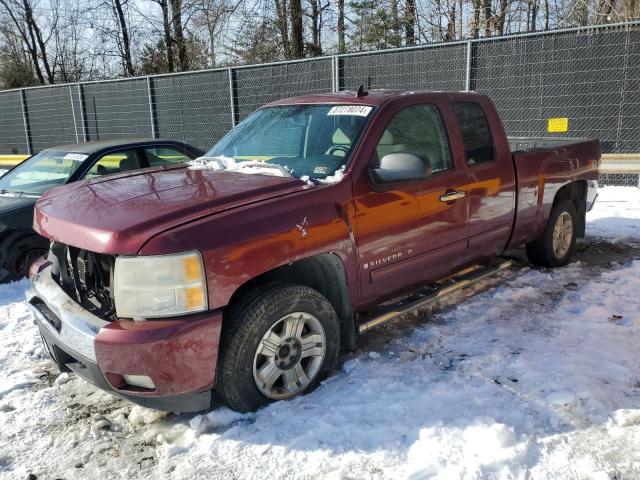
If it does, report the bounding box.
[375,104,452,175]
[84,149,142,179]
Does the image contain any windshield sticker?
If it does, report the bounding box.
[313,166,328,174]
[63,153,88,161]
[327,105,372,117]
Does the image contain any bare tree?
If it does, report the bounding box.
[152,0,175,71]
[113,0,135,75]
[290,0,304,57]
[404,0,416,44]
[170,0,189,70]
[193,0,240,66]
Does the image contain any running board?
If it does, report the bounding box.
[358,259,514,334]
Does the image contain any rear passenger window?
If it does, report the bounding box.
[375,104,452,175]
[454,102,494,165]
[144,147,190,167]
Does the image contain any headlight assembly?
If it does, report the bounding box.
[114,251,207,319]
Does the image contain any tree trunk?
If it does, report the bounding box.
[530,0,538,31]
[545,0,550,29]
[309,0,321,55]
[274,0,291,58]
[290,0,304,58]
[404,0,416,45]
[446,2,456,41]
[496,0,508,35]
[23,0,54,82]
[113,0,135,75]
[470,0,481,38]
[337,0,346,53]
[390,0,400,46]
[159,0,174,72]
[481,0,491,37]
[170,0,188,71]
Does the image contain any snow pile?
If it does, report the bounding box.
[189,156,346,184]
[317,165,346,184]
[0,186,639,479]
[189,156,292,178]
[586,186,640,241]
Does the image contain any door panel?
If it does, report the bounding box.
[353,103,470,306]
[355,172,469,304]
[452,101,516,263]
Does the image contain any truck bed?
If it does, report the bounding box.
[508,136,592,153]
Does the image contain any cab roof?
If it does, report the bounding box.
[265,89,487,108]
[43,138,197,155]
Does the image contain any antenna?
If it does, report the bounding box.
[356,85,368,97]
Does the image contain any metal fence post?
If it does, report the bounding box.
[146,76,157,138]
[228,67,237,127]
[69,85,79,143]
[332,56,340,92]
[77,83,88,142]
[19,89,32,154]
[465,40,473,91]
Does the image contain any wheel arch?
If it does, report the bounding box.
[225,252,356,352]
[552,179,588,237]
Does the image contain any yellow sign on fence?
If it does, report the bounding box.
[547,117,569,133]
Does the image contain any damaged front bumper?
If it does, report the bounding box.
[27,266,223,412]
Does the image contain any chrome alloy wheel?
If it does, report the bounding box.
[552,211,573,258]
[252,312,326,400]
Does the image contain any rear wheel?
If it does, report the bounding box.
[217,284,340,412]
[526,199,577,268]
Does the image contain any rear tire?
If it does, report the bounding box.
[217,283,340,412]
[526,199,578,268]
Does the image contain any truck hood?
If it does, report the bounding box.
[34,166,308,254]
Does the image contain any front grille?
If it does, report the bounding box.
[50,242,116,320]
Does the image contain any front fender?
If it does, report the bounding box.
[139,179,359,310]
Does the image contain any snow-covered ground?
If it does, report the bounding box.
[1,187,639,480]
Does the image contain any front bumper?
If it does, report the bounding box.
[27,266,223,412]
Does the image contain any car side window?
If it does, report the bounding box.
[453,102,494,165]
[144,147,190,167]
[84,149,142,179]
[375,104,452,176]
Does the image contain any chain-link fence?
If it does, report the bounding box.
[1,21,639,185]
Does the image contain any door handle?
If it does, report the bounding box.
[439,191,467,202]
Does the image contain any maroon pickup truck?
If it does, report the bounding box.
[27,90,599,412]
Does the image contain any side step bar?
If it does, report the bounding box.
[358,259,514,334]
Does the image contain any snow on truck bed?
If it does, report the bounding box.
[1,187,640,480]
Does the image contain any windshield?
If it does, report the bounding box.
[0,150,86,196]
[205,104,374,181]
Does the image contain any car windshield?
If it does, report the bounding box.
[204,104,374,181]
[0,150,86,196]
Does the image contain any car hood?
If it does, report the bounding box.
[0,193,37,213]
[34,166,308,254]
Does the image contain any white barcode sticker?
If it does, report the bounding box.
[63,153,88,161]
[327,105,372,117]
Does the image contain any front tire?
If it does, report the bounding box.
[0,233,49,282]
[526,199,578,268]
[217,284,340,412]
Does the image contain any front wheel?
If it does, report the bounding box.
[0,233,49,282]
[526,199,578,268]
[217,284,340,412]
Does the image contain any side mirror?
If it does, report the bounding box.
[371,153,430,183]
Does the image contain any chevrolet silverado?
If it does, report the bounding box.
[27,90,599,412]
